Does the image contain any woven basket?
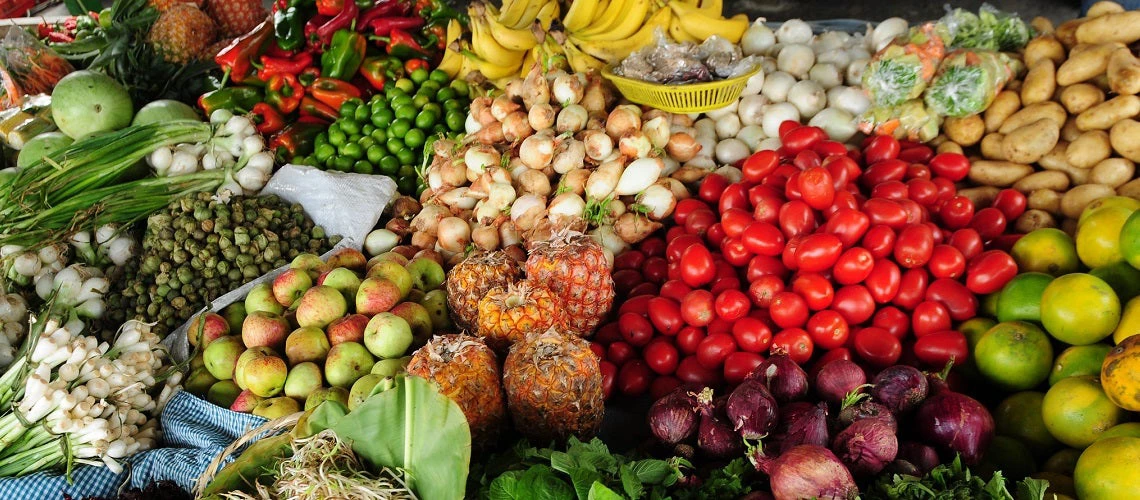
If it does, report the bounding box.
[601,65,761,114]
[192,411,302,498]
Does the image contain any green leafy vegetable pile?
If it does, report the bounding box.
[940,4,1033,52]
[864,456,1050,500]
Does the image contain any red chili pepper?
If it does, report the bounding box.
[404,58,429,73]
[357,0,410,31]
[266,73,305,114]
[316,0,345,16]
[47,32,74,43]
[298,66,321,87]
[251,103,286,135]
[360,57,387,90]
[300,95,339,121]
[315,0,358,48]
[368,16,424,37]
[379,29,432,60]
[257,51,313,80]
[304,14,331,47]
[308,77,362,110]
[216,19,273,83]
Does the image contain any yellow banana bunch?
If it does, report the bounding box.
[571,6,672,62]
[437,19,465,77]
[666,0,748,43]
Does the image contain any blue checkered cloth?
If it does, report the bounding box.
[0,390,267,499]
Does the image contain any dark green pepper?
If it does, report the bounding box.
[273,6,309,52]
[197,87,264,115]
[320,29,366,80]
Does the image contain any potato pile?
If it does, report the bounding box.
[930,1,1140,235]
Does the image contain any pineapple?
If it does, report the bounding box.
[147,4,217,64]
[205,0,267,38]
[445,251,522,332]
[503,328,605,443]
[406,334,507,448]
[148,0,203,11]
[525,230,614,336]
[477,281,564,351]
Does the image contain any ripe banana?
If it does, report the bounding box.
[507,0,548,30]
[572,6,671,62]
[484,7,540,51]
[497,0,528,29]
[668,0,748,43]
[534,0,560,30]
[462,47,524,80]
[668,17,699,43]
[592,0,611,23]
[471,16,526,68]
[575,0,630,37]
[519,46,540,77]
[436,19,464,76]
[697,0,722,16]
[580,0,650,41]
[562,0,600,32]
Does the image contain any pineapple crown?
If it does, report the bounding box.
[529,227,593,253]
[422,334,491,365]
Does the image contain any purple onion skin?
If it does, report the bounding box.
[896,441,941,475]
[872,365,929,413]
[749,354,809,403]
[815,360,867,404]
[697,398,745,459]
[831,416,899,477]
[739,493,775,500]
[750,445,859,500]
[837,400,897,430]
[780,402,830,455]
[915,389,994,465]
[648,389,699,445]
[727,380,780,440]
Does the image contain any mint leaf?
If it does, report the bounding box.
[551,451,577,475]
[629,460,672,485]
[1016,478,1050,500]
[519,465,575,500]
[570,468,604,500]
[488,471,524,500]
[620,464,644,499]
[587,482,625,500]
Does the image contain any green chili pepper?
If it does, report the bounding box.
[273,5,310,52]
[197,87,264,115]
[321,29,367,80]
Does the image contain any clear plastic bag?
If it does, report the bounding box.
[857,99,942,143]
[939,3,1032,51]
[0,28,73,110]
[862,23,946,108]
[925,49,1020,117]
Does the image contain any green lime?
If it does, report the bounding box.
[446,110,465,131]
[1043,375,1125,448]
[1050,344,1113,386]
[370,100,389,114]
[1099,422,1140,441]
[395,106,417,121]
[416,87,437,101]
[449,79,469,97]
[366,145,385,165]
[421,102,442,116]
[314,143,335,163]
[975,320,1054,391]
[1041,273,1121,345]
[1077,206,1132,268]
[415,110,438,129]
[389,118,412,139]
[353,104,370,122]
[395,78,415,93]
[404,128,426,149]
[339,119,361,136]
[429,69,450,85]
[313,132,329,149]
[358,136,375,150]
[412,94,431,109]
[995,391,1061,455]
[419,80,441,93]
[327,129,347,147]
[379,155,400,175]
[339,101,358,119]
[353,160,373,174]
[1012,228,1081,276]
[392,95,414,109]
[1080,195,1140,225]
[981,292,1001,318]
[396,148,416,166]
[410,68,429,84]
[327,122,342,136]
[397,177,417,195]
[361,124,376,137]
[443,99,465,111]
[370,128,387,143]
[1089,261,1140,303]
[1043,448,1082,475]
[332,155,354,172]
[386,137,405,155]
[996,272,1053,323]
[436,87,457,102]
[371,109,394,128]
[340,142,363,160]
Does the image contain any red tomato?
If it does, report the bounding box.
[642,256,669,284]
[619,295,652,317]
[824,208,871,248]
[865,259,902,303]
[607,341,637,366]
[907,164,932,180]
[966,250,1018,294]
[928,153,970,181]
[600,360,617,399]
[589,342,605,359]
[864,135,901,164]
[925,278,979,321]
[617,359,653,396]
[679,245,716,287]
[699,173,730,204]
[719,184,751,214]
[783,126,827,154]
[923,221,944,245]
[673,199,711,226]
[721,208,753,238]
[970,207,1008,241]
[807,310,850,350]
[659,280,692,303]
[666,226,686,243]
[912,301,951,337]
[799,167,836,210]
[862,225,897,260]
[833,247,875,285]
[831,285,876,325]
[893,268,930,310]
[676,356,723,386]
[782,235,802,273]
[779,200,818,238]
[907,178,941,206]
[612,269,644,297]
[748,275,785,308]
[779,120,804,140]
[644,340,680,375]
[618,313,655,347]
[614,250,646,271]
[871,180,909,200]
[992,189,1027,221]
[721,237,752,267]
[676,326,706,355]
[707,223,728,247]
[732,317,773,353]
[707,317,734,337]
[872,306,910,340]
[864,198,909,228]
[913,330,969,367]
[711,277,742,296]
[898,145,934,163]
[814,140,848,158]
[853,327,903,367]
[595,322,623,344]
[743,150,781,183]
[752,187,785,224]
[667,234,702,262]
[948,228,984,261]
[650,375,683,400]
[747,255,789,282]
[715,289,751,321]
[648,297,684,336]
[681,289,716,326]
[939,195,975,229]
[770,291,810,328]
[795,233,844,272]
[898,199,928,226]
[724,352,766,385]
[824,156,856,189]
[792,272,835,310]
[931,177,956,202]
[742,221,786,256]
[640,237,666,258]
[685,209,718,237]
[895,224,935,268]
[771,328,814,364]
[793,150,822,171]
[697,333,737,369]
[928,244,966,279]
[629,282,658,297]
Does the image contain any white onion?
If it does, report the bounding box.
[872,18,908,52]
[816,48,851,70]
[693,118,717,140]
[757,137,783,151]
[809,63,843,89]
[438,187,478,210]
[742,69,766,96]
[846,58,870,86]
[661,156,680,176]
[364,229,400,256]
[553,139,586,174]
[437,217,471,253]
[777,44,815,78]
[738,94,767,126]
[761,71,796,102]
[586,159,624,200]
[741,20,776,56]
[715,165,744,183]
[830,86,872,116]
[583,130,614,160]
[464,144,500,172]
[519,134,555,169]
[555,104,588,133]
[788,80,827,118]
[643,116,671,149]
[589,225,628,260]
[511,194,547,231]
[714,114,742,140]
[548,192,586,225]
[614,157,664,196]
[706,100,739,120]
[809,108,857,143]
[737,125,766,151]
[147,147,172,174]
[552,72,584,105]
[762,102,801,138]
[715,138,750,165]
[775,19,813,44]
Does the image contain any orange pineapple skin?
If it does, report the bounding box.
[205,0,267,38]
[407,334,507,449]
[445,251,522,332]
[503,328,605,443]
[148,0,203,11]
[525,233,615,336]
[476,281,564,351]
[148,4,217,64]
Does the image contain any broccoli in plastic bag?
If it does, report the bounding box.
[925,50,1020,117]
[857,99,942,143]
[940,3,1032,51]
[862,23,946,108]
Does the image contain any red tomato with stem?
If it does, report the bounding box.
[732,317,773,353]
[865,259,902,303]
[853,327,903,367]
[679,245,716,287]
[939,195,975,229]
[831,285,876,325]
[618,313,655,347]
[911,301,951,337]
[992,189,1027,221]
[782,236,803,271]
[833,247,875,285]
[644,340,680,375]
[949,228,984,261]
[648,297,684,336]
[966,250,1018,294]
[928,153,970,181]
[715,289,751,321]
[807,310,850,350]
[697,333,737,369]
[752,189,785,224]
[681,289,716,326]
[676,327,706,355]
[928,244,966,279]
[772,328,814,364]
[742,221,786,256]
[970,207,1008,241]
[799,167,836,210]
[872,306,910,340]
[862,225,897,260]
[864,135,901,164]
[699,173,730,204]
[914,330,969,367]
[925,278,978,321]
[722,237,752,267]
[618,359,653,396]
[770,291,810,328]
[724,352,766,385]
[748,275,785,308]
[893,268,930,310]
[779,200,818,239]
[685,209,718,237]
[895,224,935,268]
[792,272,835,310]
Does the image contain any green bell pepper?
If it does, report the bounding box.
[274,5,311,52]
[197,87,264,115]
[321,29,366,80]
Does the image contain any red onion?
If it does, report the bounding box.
[696,389,744,458]
[837,397,896,430]
[749,353,809,403]
[648,388,700,445]
[750,444,858,500]
[831,416,898,477]
[778,402,829,454]
[814,359,867,404]
[871,365,929,413]
[893,441,941,475]
[726,379,780,439]
[915,385,994,465]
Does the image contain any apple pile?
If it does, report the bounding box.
[184,247,450,418]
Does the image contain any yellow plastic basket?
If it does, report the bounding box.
[601,64,761,114]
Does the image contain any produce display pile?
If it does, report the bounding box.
[10,0,1140,499]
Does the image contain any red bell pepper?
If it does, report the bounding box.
[360,57,387,90]
[316,0,344,16]
[216,19,273,83]
[266,73,304,114]
[251,102,286,135]
[368,16,424,37]
[298,66,321,87]
[378,29,432,60]
[300,96,339,121]
[308,77,362,110]
[270,119,327,161]
[404,58,429,73]
[257,51,314,80]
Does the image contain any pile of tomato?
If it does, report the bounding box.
[592,122,1025,401]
